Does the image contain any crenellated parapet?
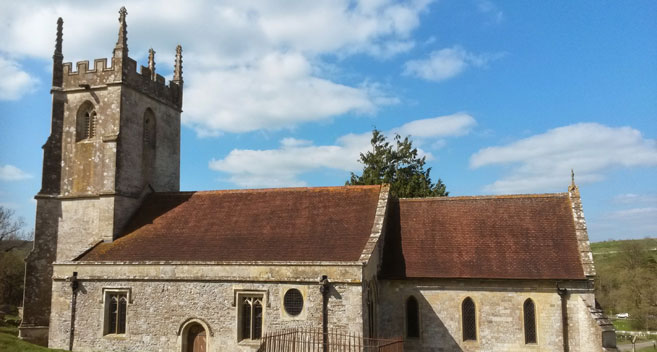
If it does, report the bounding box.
[61,55,183,109]
[56,7,183,110]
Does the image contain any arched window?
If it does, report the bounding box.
[103,290,128,335]
[462,297,476,341]
[76,101,97,141]
[406,296,420,338]
[524,298,537,344]
[143,109,156,148]
[240,295,263,341]
[142,109,156,183]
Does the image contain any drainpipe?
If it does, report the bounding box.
[557,285,569,352]
[319,275,330,351]
[68,272,79,351]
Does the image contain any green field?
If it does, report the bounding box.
[592,237,657,334]
[591,238,657,255]
[0,318,65,352]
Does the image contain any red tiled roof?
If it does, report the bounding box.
[380,194,585,280]
[80,185,382,262]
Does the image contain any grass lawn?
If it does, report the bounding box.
[614,319,637,331]
[0,325,67,352]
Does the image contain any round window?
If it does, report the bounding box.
[283,289,304,316]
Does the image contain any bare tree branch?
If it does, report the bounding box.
[0,206,25,241]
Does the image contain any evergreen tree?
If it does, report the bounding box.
[347,129,448,198]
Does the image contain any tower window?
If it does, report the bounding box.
[76,101,97,141]
[142,109,157,184]
[406,296,420,338]
[462,297,477,341]
[86,111,97,138]
[524,298,537,344]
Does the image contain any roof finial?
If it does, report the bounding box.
[148,48,156,80]
[173,45,183,83]
[571,169,575,186]
[113,7,128,59]
[568,168,578,192]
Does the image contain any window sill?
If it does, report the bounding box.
[238,339,261,346]
[103,334,128,340]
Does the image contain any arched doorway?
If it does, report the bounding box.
[185,323,206,352]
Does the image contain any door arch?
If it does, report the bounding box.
[179,319,211,352]
[186,323,206,352]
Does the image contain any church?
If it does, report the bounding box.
[19,8,617,352]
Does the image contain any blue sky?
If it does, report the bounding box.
[0,1,655,242]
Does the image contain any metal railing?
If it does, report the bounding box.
[258,328,403,352]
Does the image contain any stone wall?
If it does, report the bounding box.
[377,279,604,352]
[117,86,180,195]
[49,263,365,351]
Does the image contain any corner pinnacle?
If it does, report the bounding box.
[113,7,128,59]
[148,48,156,80]
[173,45,183,83]
[54,18,63,58]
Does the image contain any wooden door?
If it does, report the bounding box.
[187,324,206,352]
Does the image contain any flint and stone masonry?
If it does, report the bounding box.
[20,7,616,352]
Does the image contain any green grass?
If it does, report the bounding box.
[0,326,66,352]
[638,347,657,352]
[614,319,636,331]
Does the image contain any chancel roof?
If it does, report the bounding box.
[379,194,586,280]
[80,185,382,262]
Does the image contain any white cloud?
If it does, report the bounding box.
[0,56,39,101]
[476,0,504,24]
[610,207,657,219]
[614,193,657,204]
[403,46,504,81]
[393,112,476,138]
[0,0,434,134]
[184,53,382,135]
[210,113,475,187]
[0,165,33,181]
[470,123,657,194]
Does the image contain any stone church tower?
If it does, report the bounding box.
[19,8,183,345]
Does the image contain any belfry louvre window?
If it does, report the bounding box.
[462,297,477,341]
[524,298,537,344]
[239,295,263,341]
[406,296,420,338]
[76,101,97,141]
[104,292,128,335]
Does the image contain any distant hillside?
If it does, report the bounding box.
[591,238,657,255]
[592,237,657,330]
[0,239,32,253]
